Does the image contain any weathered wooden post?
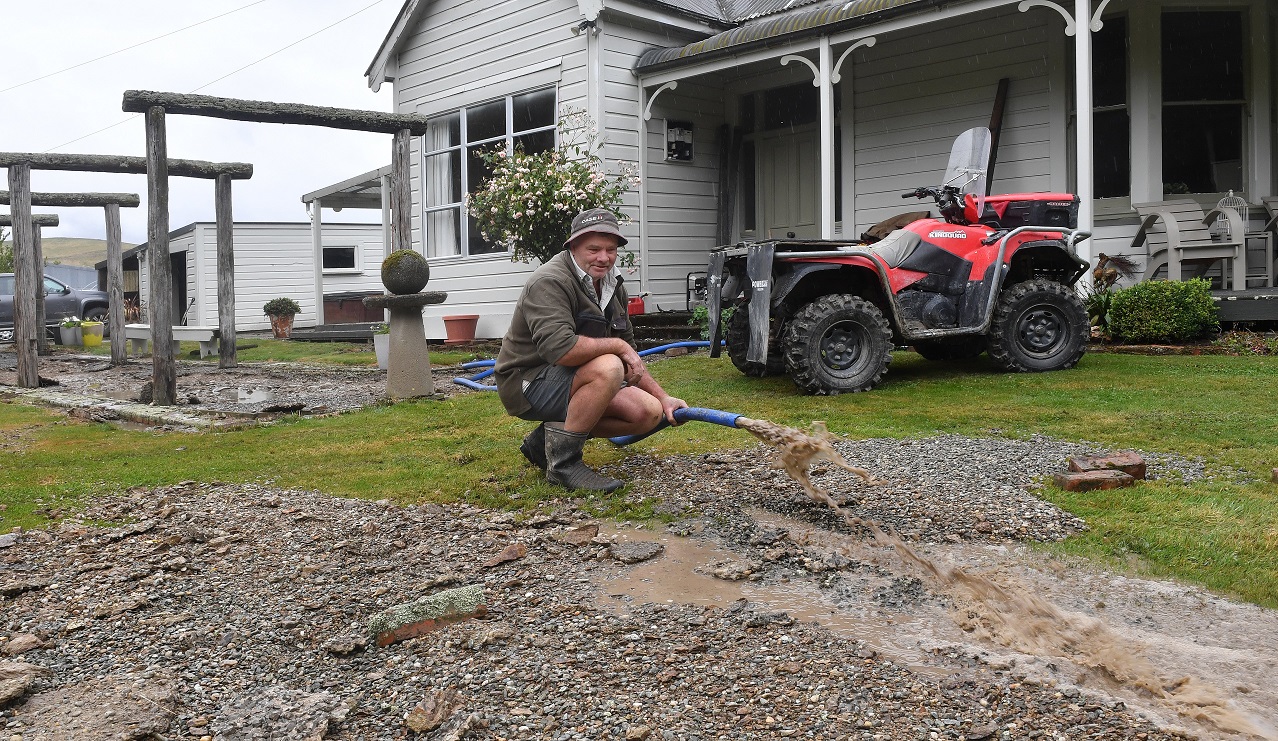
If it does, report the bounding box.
[214,172,236,368]
[391,129,412,253]
[5,164,37,385]
[144,106,177,405]
[104,203,127,364]
[32,226,47,355]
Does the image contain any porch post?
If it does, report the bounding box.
[1248,3,1271,199]
[819,37,835,240]
[311,200,324,327]
[1073,0,1094,267]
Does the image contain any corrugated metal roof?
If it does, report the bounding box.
[635,0,828,23]
[635,0,935,72]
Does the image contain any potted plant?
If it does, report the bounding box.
[80,319,105,347]
[263,297,301,339]
[372,322,390,369]
[59,316,82,346]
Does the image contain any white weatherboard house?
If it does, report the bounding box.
[106,222,386,332]
[367,0,1278,338]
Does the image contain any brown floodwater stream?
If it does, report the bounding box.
[596,417,1278,740]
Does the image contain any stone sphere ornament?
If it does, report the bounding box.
[381,249,430,295]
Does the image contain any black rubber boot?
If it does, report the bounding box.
[519,423,547,471]
[544,424,623,493]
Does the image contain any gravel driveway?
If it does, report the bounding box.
[4,424,1275,740]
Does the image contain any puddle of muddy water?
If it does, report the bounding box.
[594,525,961,676]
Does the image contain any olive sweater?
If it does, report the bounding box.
[495,250,635,416]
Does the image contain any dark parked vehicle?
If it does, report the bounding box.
[0,273,110,343]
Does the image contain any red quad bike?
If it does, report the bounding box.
[706,127,1092,394]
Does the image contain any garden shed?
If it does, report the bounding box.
[366,0,1278,337]
[97,221,386,333]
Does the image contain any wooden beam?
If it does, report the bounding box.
[391,129,412,253]
[121,90,431,136]
[105,203,127,366]
[0,152,252,180]
[145,106,177,406]
[0,214,60,227]
[6,164,38,388]
[0,190,141,207]
[215,173,237,369]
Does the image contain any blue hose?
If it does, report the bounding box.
[450,340,723,391]
[608,406,743,446]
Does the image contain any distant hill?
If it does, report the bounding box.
[0,237,134,268]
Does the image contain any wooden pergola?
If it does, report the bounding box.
[1,153,252,403]
[115,91,432,403]
[0,190,140,365]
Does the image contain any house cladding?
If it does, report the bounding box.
[371,0,1278,337]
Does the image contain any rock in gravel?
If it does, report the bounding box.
[609,540,664,564]
[1054,469,1136,491]
[215,686,347,741]
[0,577,49,598]
[90,591,149,618]
[481,542,527,568]
[433,711,479,741]
[0,661,53,705]
[1,634,44,657]
[404,687,459,732]
[368,584,486,647]
[16,675,175,740]
[555,523,599,546]
[626,725,653,740]
[320,633,367,657]
[0,533,18,548]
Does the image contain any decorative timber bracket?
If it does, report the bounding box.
[1017,0,1113,35]
[643,81,678,121]
[782,36,877,85]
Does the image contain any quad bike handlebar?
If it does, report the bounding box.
[902,185,966,224]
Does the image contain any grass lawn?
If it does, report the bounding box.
[3,349,1276,608]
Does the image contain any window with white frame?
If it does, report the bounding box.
[321,245,359,273]
[422,88,557,258]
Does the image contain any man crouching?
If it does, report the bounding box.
[494,208,687,492]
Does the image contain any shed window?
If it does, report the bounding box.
[1161,11,1245,195]
[322,245,358,273]
[423,88,557,258]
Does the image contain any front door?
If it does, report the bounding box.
[759,129,820,239]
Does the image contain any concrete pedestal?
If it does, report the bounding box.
[363,291,447,399]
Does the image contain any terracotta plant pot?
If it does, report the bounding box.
[270,314,295,339]
[442,314,479,345]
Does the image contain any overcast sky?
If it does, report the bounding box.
[1,0,405,244]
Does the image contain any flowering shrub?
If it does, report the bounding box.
[467,109,638,264]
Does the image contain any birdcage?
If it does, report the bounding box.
[1212,190,1249,239]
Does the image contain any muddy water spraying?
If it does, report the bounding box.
[738,417,1276,740]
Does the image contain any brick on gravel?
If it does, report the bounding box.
[1069,451,1147,479]
[1054,469,1136,491]
[367,584,487,647]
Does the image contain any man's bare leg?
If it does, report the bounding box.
[562,354,627,434]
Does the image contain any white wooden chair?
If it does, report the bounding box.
[1132,199,1246,289]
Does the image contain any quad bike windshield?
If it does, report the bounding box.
[942,127,992,221]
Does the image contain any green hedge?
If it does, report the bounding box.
[1108,278,1218,343]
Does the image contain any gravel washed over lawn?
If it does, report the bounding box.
[2,433,1275,740]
